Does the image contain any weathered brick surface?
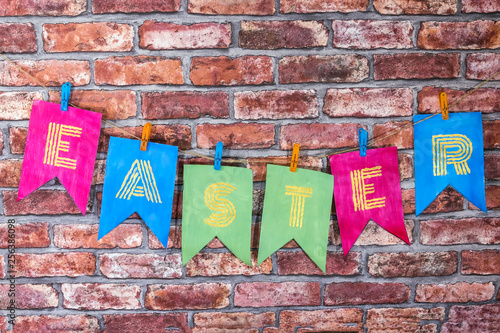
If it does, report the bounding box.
[324,88,412,117]
[0,284,58,309]
[148,226,180,249]
[476,185,500,210]
[366,307,445,332]
[145,283,231,310]
[197,123,275,149]
[368,252,458,277]
[462,0,500,13]
[332,20,413,49]
[280,123,362,150]
[54,224,142,249]
[100,253,182,279]
[462,250,500,275]
[0,0,86,16]
[374,0,457,14]
[401,187,464,215]
[9,127,27,154]
[484,120,500,149]
[102,313,189,333]
[0,23,36,53]
[0,255,4,279]
[234,282,321,307]
[416,282,495,303]
[421,218,500,245]
[331,220,414,246]
[16,253,96,277]
[239,20,328,49]
[466,53,500,80]
[268,309,364,332]
[190,56,273,86]
[0,159,21,187]
[62,284,141,310]
[372,121,413,149]
[442,304,500,333]
[189,0,275,15]
[3,190,91,215]
[12,315,99,333]
[281,0,368,13]
[374,53,460,80]
[0,222,49,248]
[93,0,181,13]
[193,312,275,331]
[186,252,272,277]
[277,251,361,275]
[418,20,500,50]
[325,282,410,305]
[485,154,500,179]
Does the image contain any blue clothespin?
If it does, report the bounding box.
[359,128,367,157]
[214,141,223,170]
[61,82,71,111]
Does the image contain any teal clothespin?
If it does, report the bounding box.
[359,128,367,157]
[214,141,223,170]
[61,82,71,111]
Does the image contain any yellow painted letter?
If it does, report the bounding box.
[116,159,162,203]
[204,183,237,227]
[432,134,473,176]
[350,166,386,212]
[43,123,82,170]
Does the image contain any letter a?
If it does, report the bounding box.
[116,159,162,203]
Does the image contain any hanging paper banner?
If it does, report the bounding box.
[257,164,333,273]
[98,136,178,248]
[330,146,409,255]
[414,112,486,215]
[18,100,102,215]
[182,165,253,265]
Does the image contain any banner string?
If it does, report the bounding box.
[1,53,499,164]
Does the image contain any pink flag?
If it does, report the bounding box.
[329,146,409,255]
[18,100,102,215]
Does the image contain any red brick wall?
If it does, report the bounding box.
[0,0,499,332]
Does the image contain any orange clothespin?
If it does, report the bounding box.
[439,92,449,120]
[140,122,152,151]
[290,143,300,172]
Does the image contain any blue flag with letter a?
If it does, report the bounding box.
[414,112,486,216]
[99,136,178,247]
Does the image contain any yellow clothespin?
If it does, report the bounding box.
[439,92,449,120]
[290,143,300,172]
[140,122,152,151]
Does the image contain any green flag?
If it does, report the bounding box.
[257,164,334,272]
[182,165,253,266]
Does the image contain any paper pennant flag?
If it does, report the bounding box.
[257,164,333,273]
[18,100,102,215]
[414,112,486,215]
[329,147,409,255]
[182,165,253,265]
[98,136,178,248]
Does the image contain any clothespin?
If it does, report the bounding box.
[214,141,223,170]
[290,143,300,172]
[61,82,71,111]
[140,122,152,151]
[359,128,367,157]
[439,92,449,120]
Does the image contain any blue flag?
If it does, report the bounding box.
[98,136,178,247]
[414,112,486,216]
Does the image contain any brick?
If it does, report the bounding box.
[102,313,189,333]
[0,222,49,248]
[277,251,361,275]
[139,21,231,50]
[279,55,368,84]
[485,155,500,179]
[463,0,500,13]
[368,252,458,277]
[332,20,413,49]
[99,125,191,152]
[331,220,414,246]
[0,255,4,279]
[189,0,275,15]
[246,156,323,181]
[466,53,500,80]
[418,21,500,50]
[325,282,410,305]
[190,56,273,86]
[93,0,180,13]
[421,218,500,245]
[54,224,142,249]
[43,23,133,53]
[142,91,229,119]
[0,23,36,53]
[366,308,445,333]
[197,123,275,149]
[268,309,363,333]
[235,90,318,120]
[0,284,58,309]
[95,56,183,86]
[477,186,500,210]
[0,159,21,187]
[372,121,413,149]
[0,92,43,120]
[484,120,500,149]
[16,252,95,277]
[239,20,328,49]
[49,90,136,120]
[12,315,99,333]
[194,312,275,331]
[374,0,457,14]
[0,317,5,332]
[399,154,413,180]
[374,53,460,80]
[0,0,86,16]
[280,0,368,13]
[186,252,272,277]
[4,190,91,215]
[418,86,500,114]
[280,123,362,150]
[416,282,495,303]
[9,127,27,154]
[149,226,180,249]
[100,253,182,279]
[234,282,321,307]
[462,250,500,275]
[0,60,90,86]
[442,304,500,333]
[62,283,141,310]
[401,188,464,215]
[324,88,413,117]
[145,283,230,310]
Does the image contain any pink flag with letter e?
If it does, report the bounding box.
[329,146,409,255]
[17,100,102,215]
